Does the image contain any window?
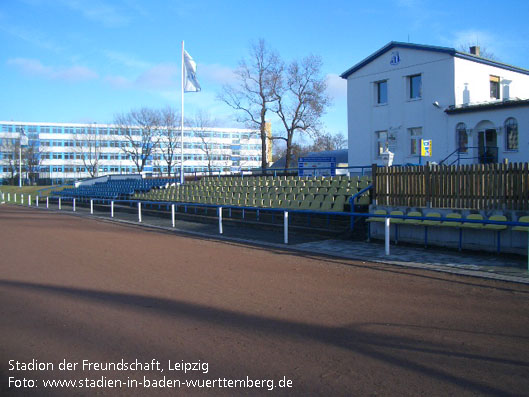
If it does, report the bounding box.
[409,74,422,99]
[490,75,500,99]
[505,117,518,151]
[408,127,422,155]
[376,80,388,104]
[375,130,388,157]
[456,123,468,153]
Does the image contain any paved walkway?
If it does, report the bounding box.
[9,201,529,284]
[293,239,529,284]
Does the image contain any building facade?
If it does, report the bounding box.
[0,121,261,183]
[341,42,529,166]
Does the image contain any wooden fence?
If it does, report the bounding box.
[373,163,529,211]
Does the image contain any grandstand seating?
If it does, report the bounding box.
[133,175,372,212]
[56,178,176,200]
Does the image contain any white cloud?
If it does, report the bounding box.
[135,63,179,90]
[326,73,347,100]
[450,29,496,51]
[0,23,63,52]
[104,75,133,89]
[395,0,419,8]
[199,63,237,85]
[104,61,236,93]
[58,0,130,27]
[7,58,98,82]
[103,50,152,69]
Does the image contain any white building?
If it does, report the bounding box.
[0,121,261,183]
[341,42,529,166]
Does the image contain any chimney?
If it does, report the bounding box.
[469,46,480,57]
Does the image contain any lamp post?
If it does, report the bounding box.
[18,127,28,187]
[19,139,22,187]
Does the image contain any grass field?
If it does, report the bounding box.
[0,185,67,204]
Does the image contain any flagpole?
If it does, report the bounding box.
[180,40,185,185]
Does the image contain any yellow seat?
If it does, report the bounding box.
[403,211,422,225]
[461,214,485,229]
[389,210,405,224]
[331,195,346,212]
[484,215,508,230]
[440,213,462,227]
[512,216,529,232]
[422,212,442,226]
[288,200,301,210]
[320,201,333,211]
[299,199,312,210]
[309,200,322,210]
[366,210,386,222]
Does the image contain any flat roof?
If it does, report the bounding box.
[0,120,256,133]
[445,98,529,114]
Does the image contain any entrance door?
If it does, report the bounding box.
[478,129,498,163]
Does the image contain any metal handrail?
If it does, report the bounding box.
[43,195,529,228]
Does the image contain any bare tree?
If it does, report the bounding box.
[272,55,331,169]
[272,142,307,166]
[458,42,498,60]
[272,132,346,166]
[310,132,347,152]
[114,107,162,173]
[219,39,282,171]
[23,139,42,184]
[158,107,181,177]
[0,139,20,184]
[190,110,220,175]
[73,126,104,178]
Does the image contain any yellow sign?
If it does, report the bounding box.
[421,139,432,157]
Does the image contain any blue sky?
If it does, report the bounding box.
[1,0,528,144]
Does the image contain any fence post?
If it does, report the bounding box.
[371,163,378,205]
[28,194,31,206]
[58,198,61,210]
[46,196,49,208]
[90,199,93,214]
[171,204,175,228]
[73,198,76,212]
[111,201,114,218]
[218,206,223,234]
[138,202,142,222]
[8,193,10,202]
[284,211,289,244]
[36,195,39,207]
[425,163,431,208]
[385,217,390,255]
[14,193,17,203]
[21,194,23,204]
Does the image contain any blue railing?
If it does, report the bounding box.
[11,193,529,270]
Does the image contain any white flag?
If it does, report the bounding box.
[20,128,29,146]
[184,50,201,92]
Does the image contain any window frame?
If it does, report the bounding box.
[456,123,468,153]
[490,75,500,100]
[504,117,518,151]
[375,80,388,105]
[408,74,422,100]
[408,127,422,156]
[375,130,389,158]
